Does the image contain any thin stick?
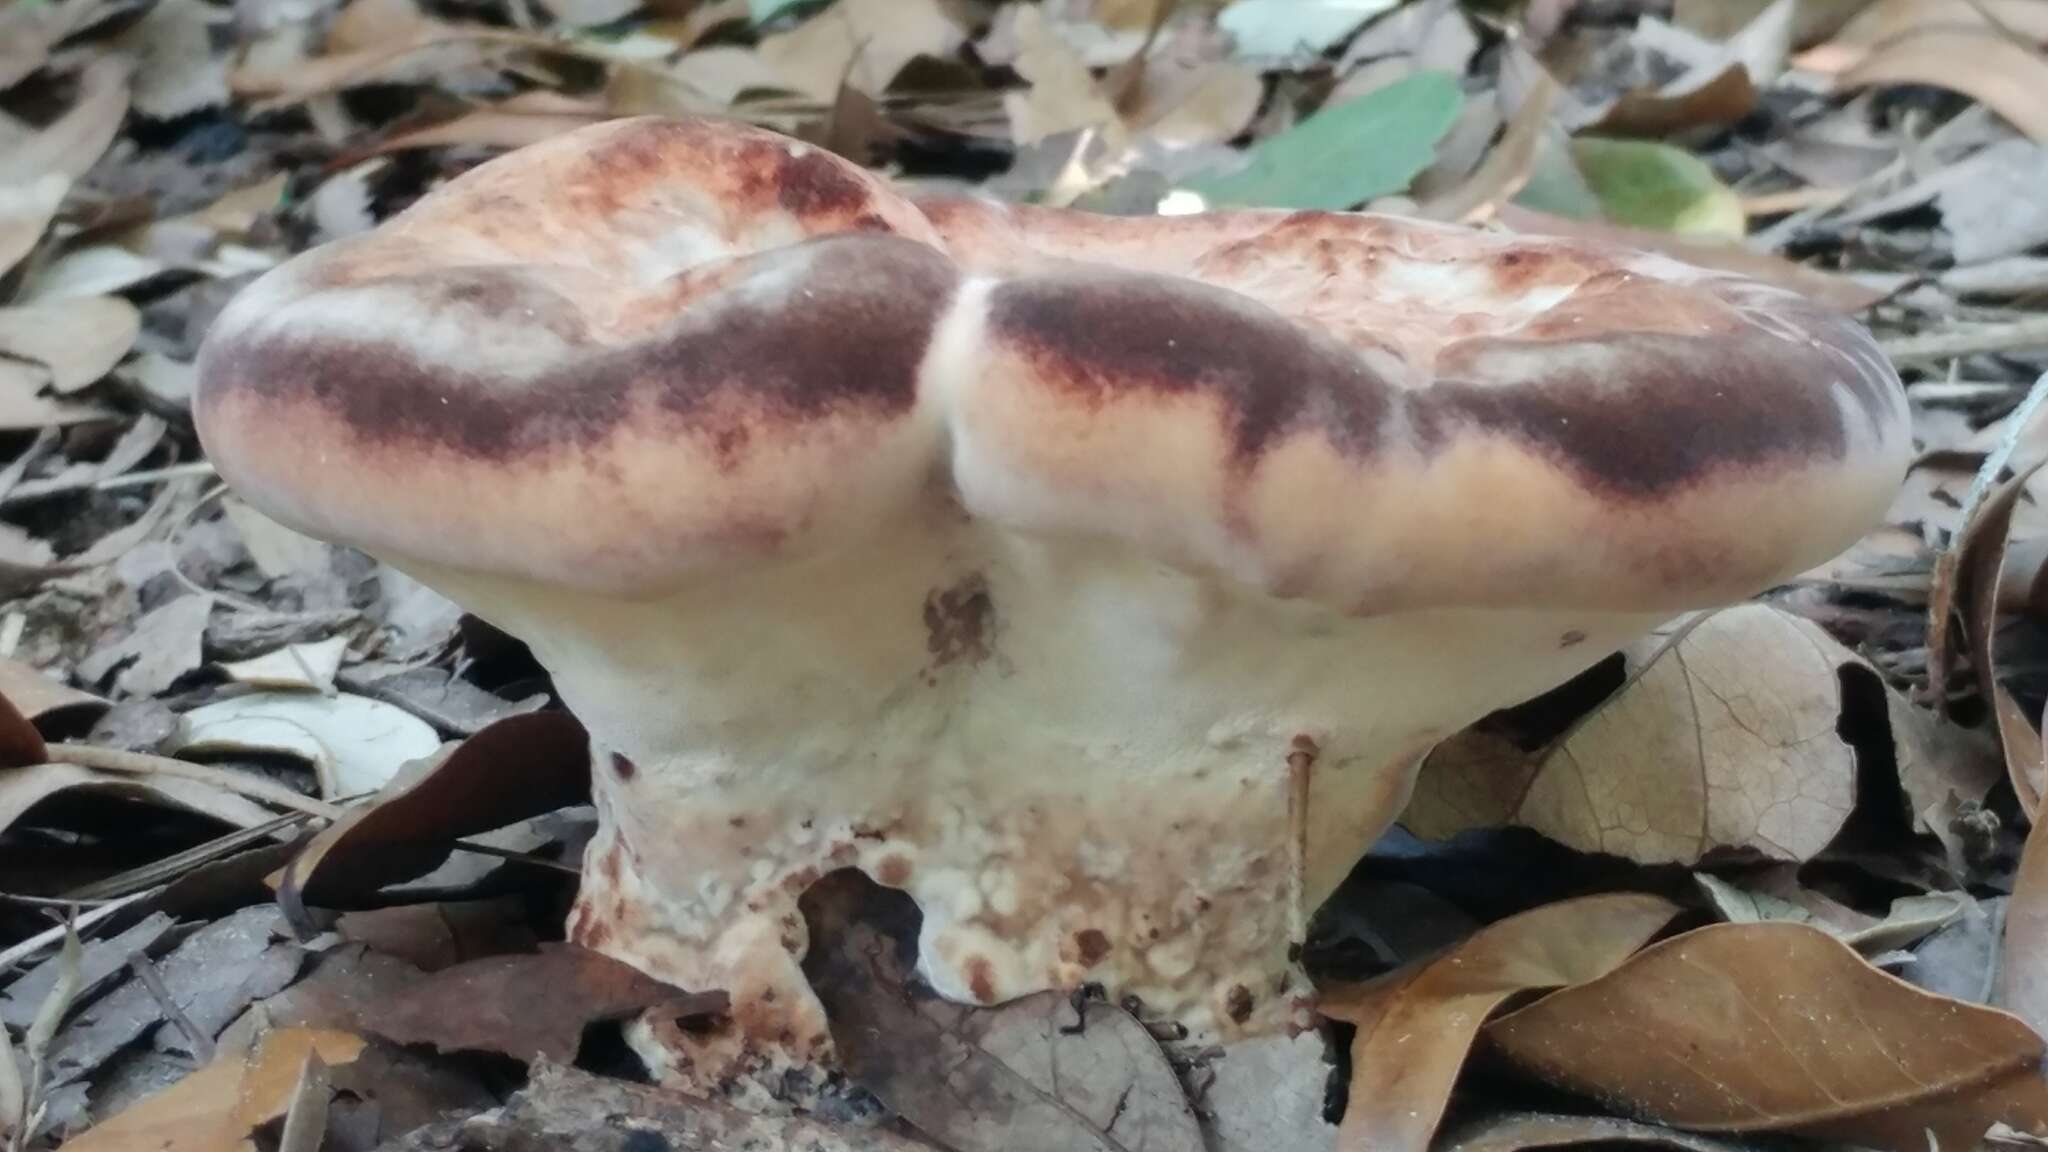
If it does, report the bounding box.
[1882,315,2048,362]
[0,890,157,978]
[126,953,215,1064]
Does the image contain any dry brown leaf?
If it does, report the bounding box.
[2003,710,2048,1034]
[357,943,719,1064]
[1407,605,1859,866]
[1421,70,1557,222]
[0,373,111,432]
[0,659,106,732]
[59,1028,366,1152]
[1325,893,1680,1152]
[1935,140,2048,265]
[0,761,274,836]
[0,672,47,768]
[1595,65,1758,138]
[0,3,53,90]
[1957,457,2048,813]
[79,592,212,698]
[0,296,139,394]
[1798,0,2048,73]
[1132,61,1264,150]
[0,56,131,186]
[757,0,965,102]
[1003,3,1123,147]
[804,875,1205,1152]
[280,710,589,912]
[0,174,68,280]
[1837,28,2048,144]
[364,92,609,157]
[1438,1110,1790,1152]
[115,0,230,119]
[667,45,795,104]
[1483,922,2048,1151]
[1495,205,1887,312]
[21,245,168,303]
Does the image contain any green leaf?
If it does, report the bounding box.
[1182,71,1464,211]
[749,0,816,24]
[1569,136,1746,238]
[1217,0,1403,57]
[1511,130,1605,221]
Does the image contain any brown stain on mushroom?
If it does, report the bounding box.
[1074,928,1111,967]
[1225,983,1255,1024]
[965,956,997,1004]
[922,574,995,668]
[610,751,636,780]
[874,855,913,887]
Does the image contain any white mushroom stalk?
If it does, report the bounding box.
[195,117,1911,1084]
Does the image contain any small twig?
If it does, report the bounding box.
[90,461,217,495]
[125,953,215,1064]
[1881,315,2048,363]
[46,742,345,821]
[11,921,81,1152]
[0,890,157,978]
[63,811,313,902]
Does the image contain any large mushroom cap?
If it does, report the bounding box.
[195,115,1910,1081]
[198,115,1906,616]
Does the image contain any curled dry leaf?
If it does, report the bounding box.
[0,174,67,280]
[1483,922,2048,1151]
[279,710,589,912]
[1838,28,2048,144]
[363,92,608,158]
[172,691,443,799]
[2001,757,2048,1033]
[804,875,1205,1152]
[1797,0,2048,74]
[0,57,130,186]
[0,296,141,394]
[1409,605,1860,867]
[357,943,723,1064]
[0,659,107,733]
[1322,893,1681,1152]
[0,761,274,837]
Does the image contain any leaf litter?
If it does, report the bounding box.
[8,0,2048,1149]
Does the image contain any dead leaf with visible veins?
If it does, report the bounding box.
[805,874,1205,1152]
[279,710,589,911]
[1484,922,2048,1151]
[1322,893,1681,1152]
[1408,605,1861,866]
[357,943,722,1064]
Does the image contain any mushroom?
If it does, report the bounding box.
[195,117,1909,1082]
